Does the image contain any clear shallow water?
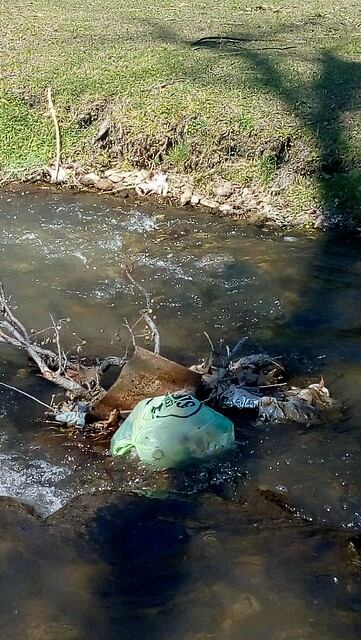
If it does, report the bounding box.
[0,187,360,640]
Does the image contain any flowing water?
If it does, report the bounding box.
[0,187,360,640]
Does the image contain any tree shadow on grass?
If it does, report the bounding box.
[141,20,361,354]
[192,37,361,223]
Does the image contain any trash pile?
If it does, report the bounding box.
[0,281,335,470]
[193,347,333,424]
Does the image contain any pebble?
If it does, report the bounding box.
[41,161,291,226]
[314,214,325,229]
[107,173,125,184]
[219,203,233,214]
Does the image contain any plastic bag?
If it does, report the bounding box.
[220,385,260,410]
[110,391,235,469]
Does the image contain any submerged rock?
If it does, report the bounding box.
[0,489,358,640]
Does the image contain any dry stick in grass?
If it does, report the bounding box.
[47,87,61,182]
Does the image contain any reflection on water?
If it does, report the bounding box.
[0,187,360,639]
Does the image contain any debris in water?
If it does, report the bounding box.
[111,391,235,469]
[0,276,336,465]
[91,345,201,418]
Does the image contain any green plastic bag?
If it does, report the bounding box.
[110,391,235,469]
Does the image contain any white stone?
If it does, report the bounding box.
[219,203,233,213]
[180,187,192,206]
[213,182,233,198]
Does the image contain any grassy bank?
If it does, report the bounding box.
[1,0,361,224]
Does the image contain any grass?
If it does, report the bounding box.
[1,0,361,222]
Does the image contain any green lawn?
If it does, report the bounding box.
[1,0,361,221]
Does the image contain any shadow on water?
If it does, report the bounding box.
[193,37,361,354]
[77,495,361,640]
[16,492,356,640]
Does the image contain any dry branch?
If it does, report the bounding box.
[0,283,91,398]
[124,266,161,354]
[47,87,61,183]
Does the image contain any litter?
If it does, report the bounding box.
[219,385,261,410]
[111,391,235,469]
[91,346,201,418]
[257,379,333,423]
[54,401,90,427]
[55,411,86,427]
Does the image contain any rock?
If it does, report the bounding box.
[248,211,268,225]
[132,170,150,184]
[200,198,219,209]
[219,203,233,214]
[314,214,325,229]
[191,194,201,205]
[104,169,128,182]
[180,186,192,206]
[48,165,68,184]
[112,183,132,194]
[79,172,100,186]
[107,173,125,184]
[95,178,114,191]
[213,182,233,198]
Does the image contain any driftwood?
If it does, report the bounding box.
[0,274,163,427]
[0,283,100,401]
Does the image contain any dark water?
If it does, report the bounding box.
[0,187,360,640]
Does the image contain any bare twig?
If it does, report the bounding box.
[0,381,54,411]
[49,314,63,374]
[227,336,248,363]
[143,313,160,354]
[0,283,31,342]
[124,266,161,355]
[125,266,151,308]
[203,331,215,353]
[123,317,136,348]
[47,87,61,182]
